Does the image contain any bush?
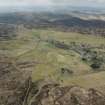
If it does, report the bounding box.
[90,56,103,69]
[61,68,73,75]
[90,62,101,69]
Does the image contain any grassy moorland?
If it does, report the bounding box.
[1,27,105,92]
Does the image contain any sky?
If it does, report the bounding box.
[0,0,105,7]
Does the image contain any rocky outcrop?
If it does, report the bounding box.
[29,84,105,105]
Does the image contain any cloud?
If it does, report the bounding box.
[0,0,54,6]
[87,0,105,3]
[52,0,105,4]
[0,0,105,6]
[22,0,53,5]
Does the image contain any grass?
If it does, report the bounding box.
[32,29,105,46]
[1,28,105,91]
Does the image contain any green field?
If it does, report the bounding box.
[1,28,105,92]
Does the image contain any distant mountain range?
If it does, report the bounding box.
[1,11,105,36]
[0,5,105,14]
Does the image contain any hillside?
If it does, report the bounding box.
[0,11,105,104]
[1,12,105,36]
[0,27,105,104]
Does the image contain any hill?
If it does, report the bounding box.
[0,11,105,104]
[1,12,105,36]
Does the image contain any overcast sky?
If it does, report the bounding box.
[0,0,105,7]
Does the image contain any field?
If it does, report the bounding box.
[1,27,105,93]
